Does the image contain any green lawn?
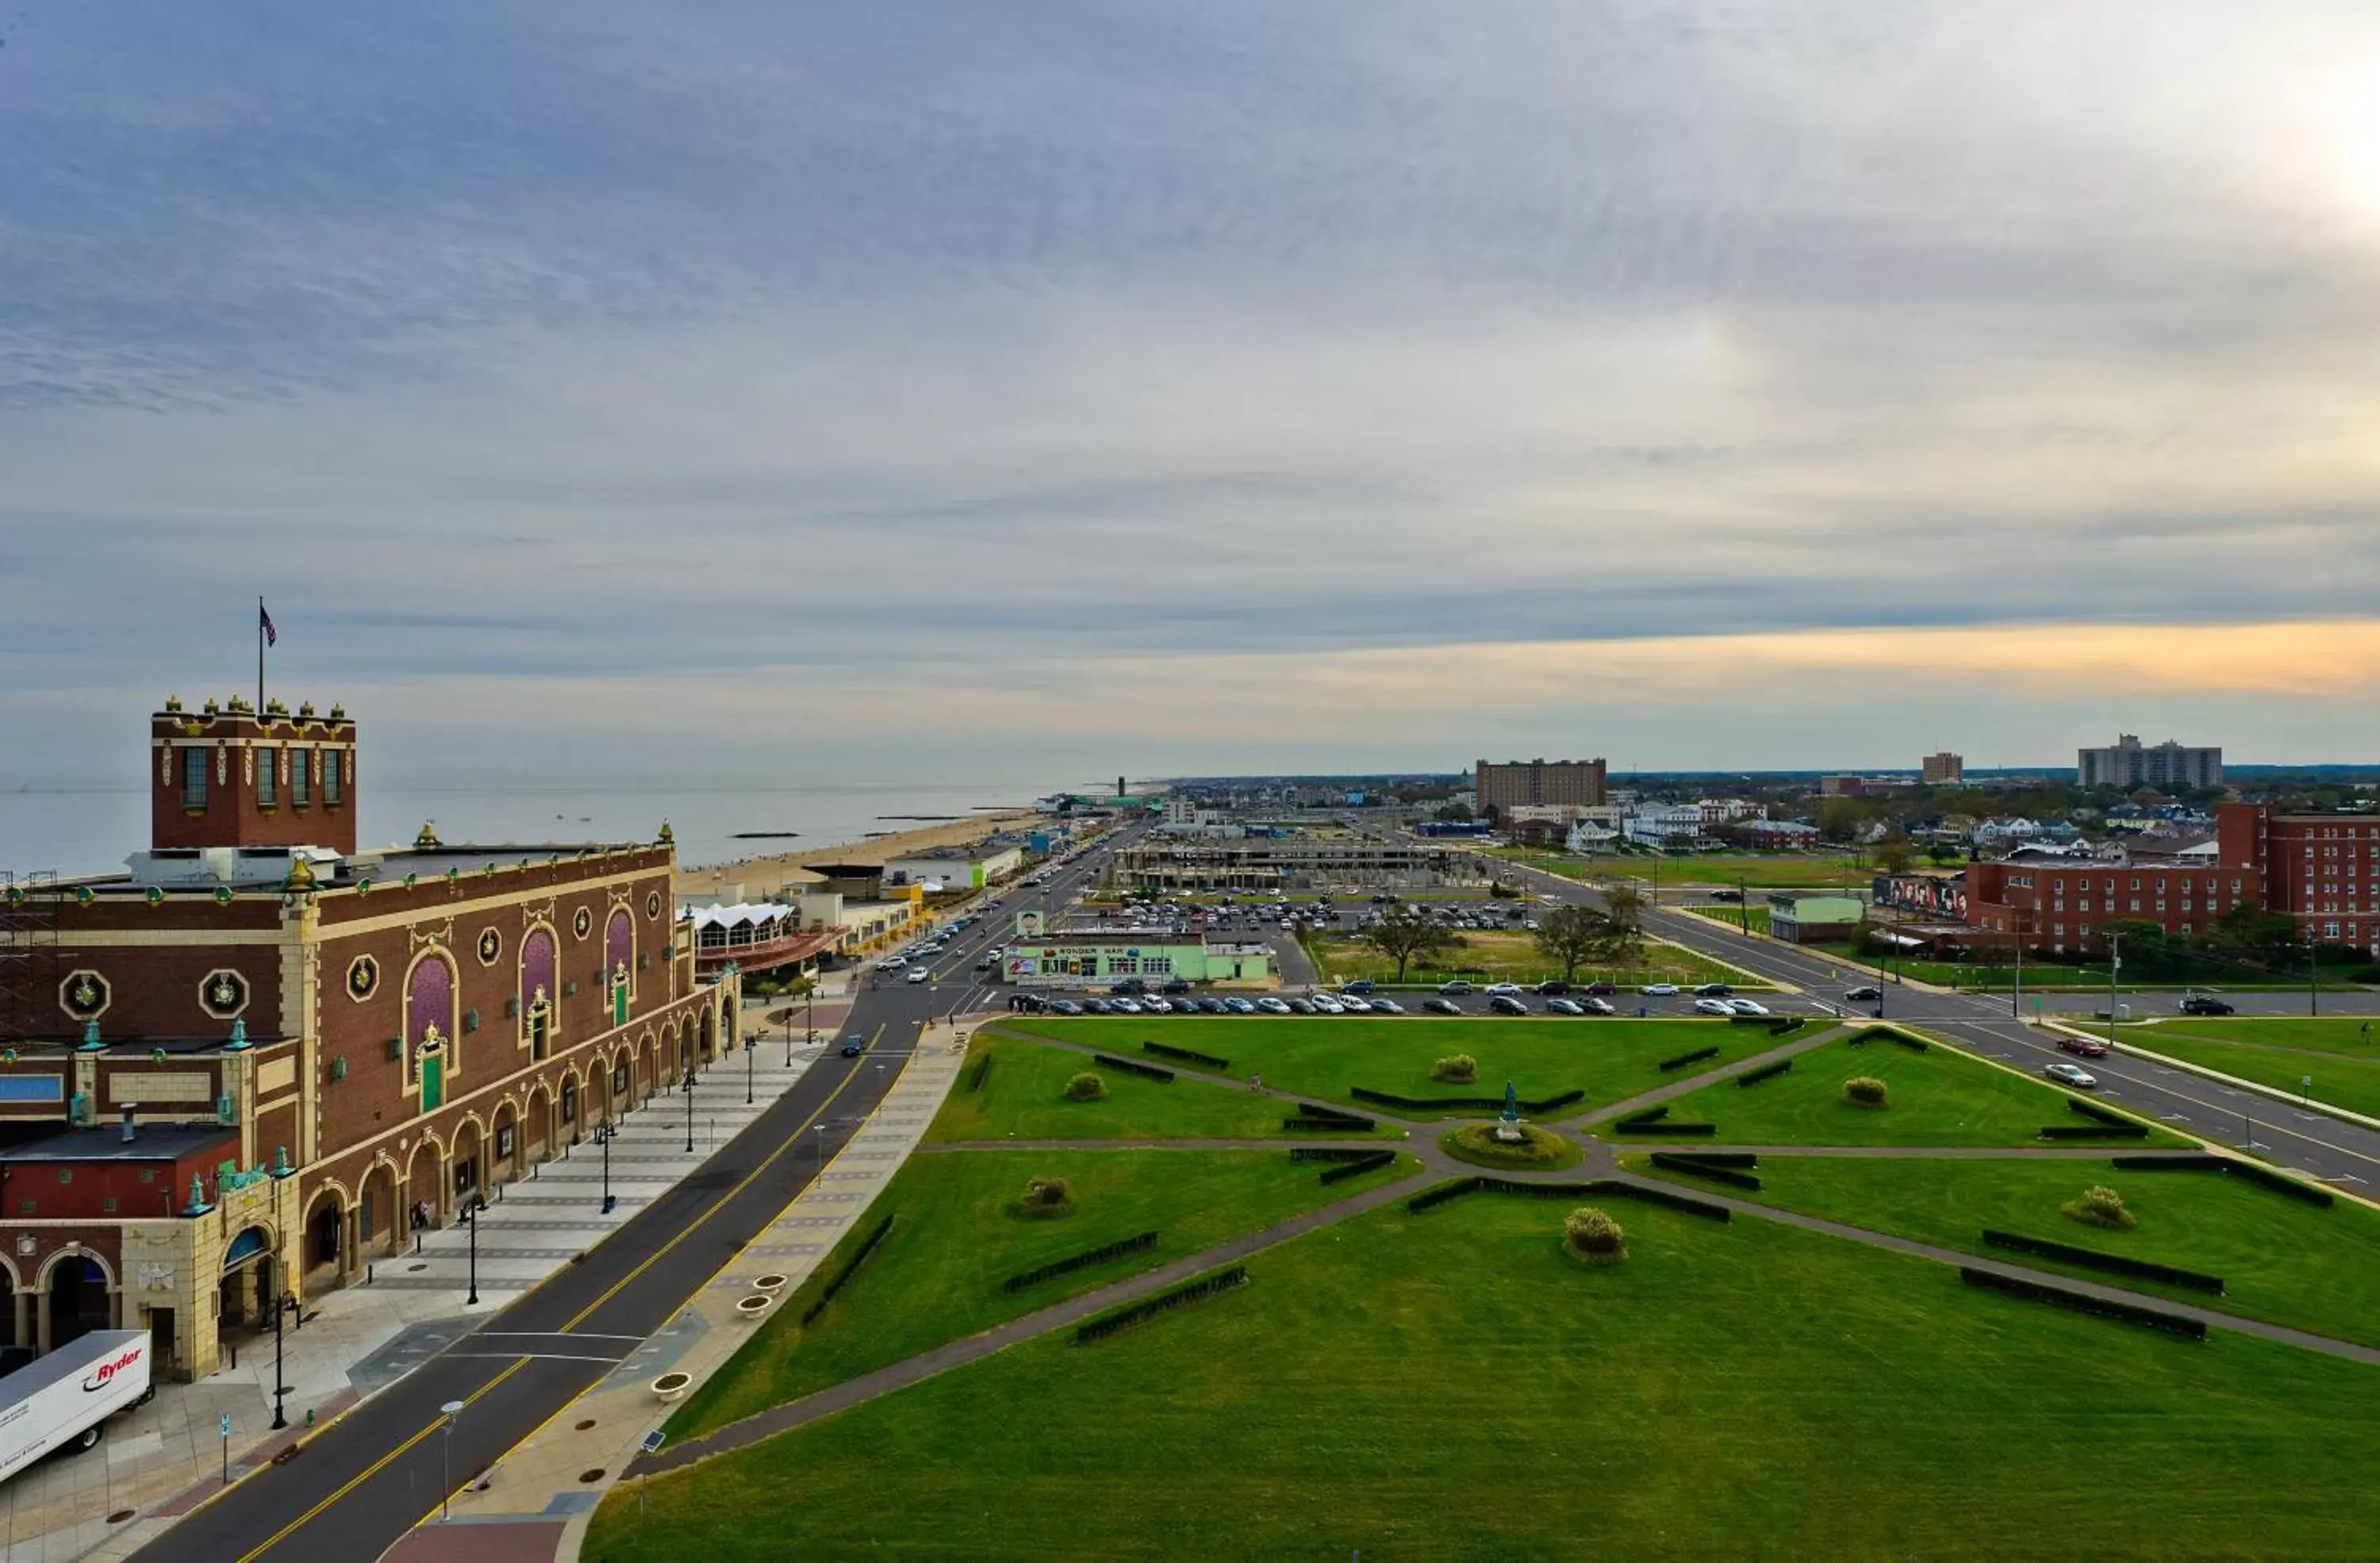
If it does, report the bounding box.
[928,1035,1403,1142]
[1306,930,1764,989]
[1495,848,1876,891]
[593,1190,2380,1561]
[1628,1152,2380,1350]
[667,1147,1414,1438]
[2121,1024,2380,1122]
[1648,1031,2186,1146]
[1000,1016,1798,1119]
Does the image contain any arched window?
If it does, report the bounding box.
[605,909,634,1025]
[405,953,456,1107]
[520,927,558,1060]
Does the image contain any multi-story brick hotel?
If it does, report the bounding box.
[1962,802,2378,957]
[0,695,737,1379]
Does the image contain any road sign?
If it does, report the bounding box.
[641,1430,666,1454]
[220,1412,232,1438]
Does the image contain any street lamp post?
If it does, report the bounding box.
[745,1033,755,1104]
[439,1400,464,1521]
[683,1067,697,1153]
[465,1202,478,1308]
[596,1116,616,1214]
[2106,930,2125,1052]
[270,1285,289,1430]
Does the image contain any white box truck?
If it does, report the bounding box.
[0,1331,153,1484]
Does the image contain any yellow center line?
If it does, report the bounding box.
[236,1033,887,1562]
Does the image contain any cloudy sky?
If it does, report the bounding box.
[7,0,2380,791]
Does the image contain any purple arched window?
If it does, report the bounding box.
[605,909,633,981]
[521,927,557,1010]
[406,954,455,1079]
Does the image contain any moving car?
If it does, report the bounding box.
[1694,983,1733,998]
[2179,995,2236,1016]
[1342,979,1376,995]
[1691,998,1736,1016]
[1844,985,1883,1003]
[2044,1062,2099,1089]
[2059,1035,2109,1058]
[1488,994,1530,1015]
[1709,889,1745,903]
[1423,997,1464,1016]
[1641,983,1681,997]
[904,968,929,984]
[1545,997,1585,1016]
[840,1034,866,1057]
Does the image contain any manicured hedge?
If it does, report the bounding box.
[2222,1160,2336,1208]
[2108,1154,2231,1172]
[1618,1104,1670,1126]
[1653,1150,1759,1169]
[1850,1027,1928,1052]
[800,1211,896,1326]
[966,1054,994,1093]
[1735,1060,1794,1089]
[1959,1267,2208,1340]
[1001,1231,1160,1293]
[1073,1265,1250,1345]
[1979,1229,2224,1294]
[1650,1153,1762,1190]
[1597,1179,1733,1222]
[1318,1150,1399,1185]
[2036,1124,2149,1141]
[1476,1177,1601,1199]
[1614,1121,1718,1137]
[1769,1016,1806,1036]
[1284,1115,1376,1132]
[2068,1097,2139,1127]
[1406,1177,1485,1212]
[1142,1041,1229,1070]
[1349,1085,1586,1114]
[1657,1047,1722,1073]
[1290,1146,1385,1163]
[1091,1053,1177,1084]
[1296,1102,1370,1123]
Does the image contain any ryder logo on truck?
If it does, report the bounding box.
[81,1346,144,1393]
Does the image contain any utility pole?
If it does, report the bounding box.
[2012,921,2025,1021]
[2106,929,2123,1051]
[2310,924,2321,1018]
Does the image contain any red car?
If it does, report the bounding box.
[1584,981,1618,997]
[2059,1035,2109,1058]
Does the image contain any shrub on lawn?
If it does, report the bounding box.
[1433,1054,1479,1084]
[1563,1206,1628,1266]
[1441,1122,1578,1169]
[2063,1185,2136,1230]
[1844,1076,1888,1108]
[1012,1176,1078,1219]
[1063,1071,1107,1102]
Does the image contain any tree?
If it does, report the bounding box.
[1534,904,1625,981]
[1431,801,1474,823]
[1360,905,1459,981]
[1874,836,1916,876]
[1599,885,1646,963]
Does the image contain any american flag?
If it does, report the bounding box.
[259,601,277,647]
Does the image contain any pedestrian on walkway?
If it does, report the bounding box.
[1250,1072,1262,1092]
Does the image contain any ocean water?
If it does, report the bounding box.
[0,782,1050,881]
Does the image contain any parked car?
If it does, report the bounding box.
[1585,981,1618,997]
[1438,980,1476,996]
[2059,1035,2109,1058]
[1691,997,1736,1016]
[1423,997,1464,1016]
[1641,983,1681,997]
[1311,997,1345,1014]
[1199,997,1230,1014]
[1694,983,1733,998]
[2044,1062,2099,1089]
[1368,997,1405,1014]
[1340,996,1373,1013]
[1580,997,1618,1016]
[1844,985,1883,1002]
[1286,997,1317,1014]
[1082,998,1112,1014]
[1161,978,1192,995]
[1223,997,1257,1014]
[1255,997,1292,1014]
[1111,977,1148,995]
[1342,979,1376,995]
[1484,982,1524,997]
[1141,997,1172,1013]
[1109,997,1142,1013]
[1050,999,1084,1016]
[2179,995,2236,1016]
[1725,999,1769,1016]
[1488,994,1530,1015]
[1545,997,1585,1016]
[1536,981,1572,996]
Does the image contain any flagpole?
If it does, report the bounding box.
[258,596,266,716]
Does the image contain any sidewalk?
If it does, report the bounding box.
[384,1012,978,1562]
[38,1028,835,1563]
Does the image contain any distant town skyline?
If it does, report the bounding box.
[7,3,2380,785]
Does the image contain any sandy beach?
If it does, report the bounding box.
[674,809,1047,901]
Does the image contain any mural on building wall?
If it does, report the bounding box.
[1872,874,1970,920]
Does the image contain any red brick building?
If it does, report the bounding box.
[0,694,737,1379]
[2219,804,2380,953]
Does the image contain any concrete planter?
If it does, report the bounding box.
[651,1372,693,1402]
[752,1273,789,1293]
[735,1293,774,1321]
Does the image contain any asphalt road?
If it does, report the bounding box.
[136,843,1120,1563]
[1491,855,2380,1195]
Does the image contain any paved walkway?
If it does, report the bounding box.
[13,1027,831,1563]
[1566,1025,1849,1127]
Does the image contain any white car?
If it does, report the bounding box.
[1255,997,1292,1014]
[1484,982,1524,997]
[1726,999,1770,1016]
[1110,997,1142,1014]
[1311,996,1345,1014]
[1141,997,1172,1013]
[2044,1062,2099,1089]
[904,968,929,984]
[1338,996,1372,1012]
[881,956,907,970]
[1691,997,1735,1016]
[1641,983,1681,997]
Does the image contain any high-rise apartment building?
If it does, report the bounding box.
[1921,751,1964,785]
[2077,735,2222,791]
[1474,758,1608,812]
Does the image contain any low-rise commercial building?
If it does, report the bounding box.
[1768,894,1864,943]
[1116,837,1476,892]
[998,935,1275,988]
[881,845,1023,891]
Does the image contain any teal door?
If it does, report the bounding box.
[422,1055,445,1110]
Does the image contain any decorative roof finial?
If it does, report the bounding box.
[658,820,675,847]
[225,1018,251,1052]
[415,820,442,851]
